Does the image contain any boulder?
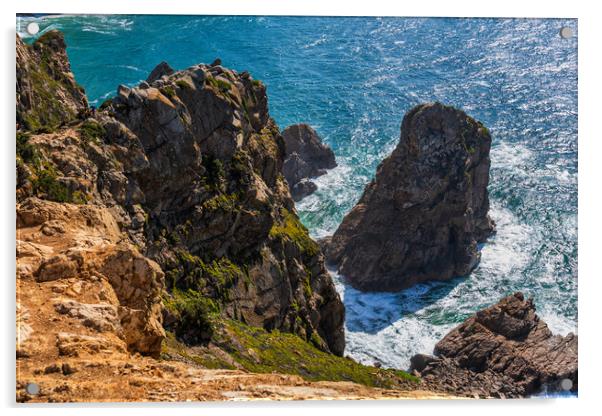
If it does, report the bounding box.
[282,124,336,200]
[16,198,166,357]
[326,102,495,291]
[412,292,578,397]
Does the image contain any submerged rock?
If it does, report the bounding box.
[411,292,578,397]
[282,124,336,201]
[326,102,495,291]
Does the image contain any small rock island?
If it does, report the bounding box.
[326,102,495,291]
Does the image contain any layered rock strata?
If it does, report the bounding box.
[411,292,578,398]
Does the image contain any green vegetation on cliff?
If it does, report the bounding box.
[17,132,86,204]
[269,208,320,257]
[17,31,86,132]
[161,318,420,389]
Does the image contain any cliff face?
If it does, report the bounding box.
[326,103,495,291]
[105,61,345,354]
[16,33,88,131]
[16,31,344,357]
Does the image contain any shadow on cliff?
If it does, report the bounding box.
[339,272,468,335]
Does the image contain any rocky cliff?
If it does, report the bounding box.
[282,124,337,200]
[326,103,495,291]
[410,292,578,398]
[16,30,344,358]
[16,32,88,131]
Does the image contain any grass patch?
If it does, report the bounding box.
[176,79,193,90]
[206,75,231,93]
[160,85,176,98]
[202,193,240,212]
[201,154,226,190]
[217,319,420,388]
[16,132,87,204]
[166,249,246,303]
[17,132,39,165]
[161,331,236,370]
[163,288,219,343]
[79,119,105,146]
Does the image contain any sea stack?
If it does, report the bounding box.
[326,102,495,291]
[282,124,337,201]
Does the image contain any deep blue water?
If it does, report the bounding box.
[18,15,578,371]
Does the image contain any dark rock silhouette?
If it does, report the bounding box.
[146,61,175,83]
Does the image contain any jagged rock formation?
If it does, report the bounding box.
[411,293,578,397]
[326,102,495,291]
[16,30,345,357]
[13,198,433,402]
[16,33,88,131]
[282,124,336,201]
[146,61,174,83]
[107,61,345,355]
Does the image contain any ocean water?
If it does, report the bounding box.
[18,15,578,370]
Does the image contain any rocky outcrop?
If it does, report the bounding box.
[326,102,495,291]
[411,293,578,397]
[282,124,336,200]
[16,30,345,356]
[16,32,88,131]
[146,61,174,83]
[17,198,165,357]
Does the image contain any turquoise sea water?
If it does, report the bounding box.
[18,15,578,371]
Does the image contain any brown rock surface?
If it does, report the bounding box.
[411,292,578,397]
[17,198,165,357]
[326,102,495,291]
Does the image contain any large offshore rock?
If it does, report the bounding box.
[326,102,495,291]
[411,292,578,397]
[282,124,336,200]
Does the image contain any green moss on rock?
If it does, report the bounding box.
[269,208,320,257]
[166,249,246,304]
[163,288,219,343]
[217,319,420,388]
